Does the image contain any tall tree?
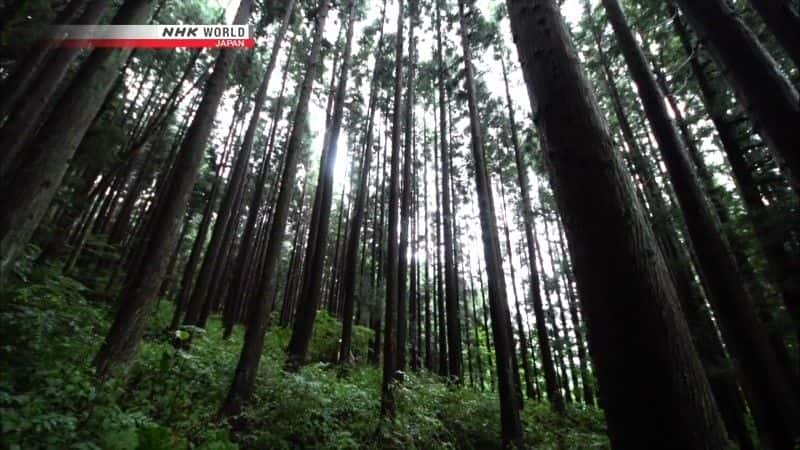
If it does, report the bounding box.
[397,0,418,374]
[93,0,254,378]
[504,0,730,447]
[286,0,358,366]
[219,0,332,418]
[499,46,563,413]
[601,1,800,446]
[436,0,463,383]
[672,0,800,196]
[457,0,521,445]
[380,0,404,418]
[339,0,388,364]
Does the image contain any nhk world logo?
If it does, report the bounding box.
[49,25,255,48]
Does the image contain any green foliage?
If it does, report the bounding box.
[1,262,607,450]
[302,310,372,363]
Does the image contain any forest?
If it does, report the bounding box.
[0,0,798,448]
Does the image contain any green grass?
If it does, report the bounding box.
[0,262,608,449]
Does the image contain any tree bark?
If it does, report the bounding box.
[218,0,331,418]
[0,0,158,282]
[603,0,799,447]
[286,0,357,366]
[672,0,800,196]
[506,1,731,447]
[500,48,564,413]
[458,0,521,445]
[94,0,251,377]
[380,0,404,418]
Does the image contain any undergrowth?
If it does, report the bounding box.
[0,260,608,449]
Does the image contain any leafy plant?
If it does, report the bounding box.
[0,259,607,450]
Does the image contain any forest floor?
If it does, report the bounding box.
[0,254,609,449]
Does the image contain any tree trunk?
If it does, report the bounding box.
[0,0,158,282]
[436,0,463,383]
[286,0,357,366]
[380,0,404,418]
[506,0,731,447]
[746,0,800,69]
[499,181,536,402]
[584,10,755,440]
[603,1,800,447]
[673,0,800,196]
[433,93,447,376]
[93,0,252,378]
[181,88,254,328]
[337,0,386,359]
[0,0,111,178]
[542,212,581,404]
[458,0,521,445]
[218,0,331,418]
[167,123,235,330]
[670,7,800,340]
[397,0,418,374]
[500,48,564,413]
[0,0,94,126]
[422,117,433,371]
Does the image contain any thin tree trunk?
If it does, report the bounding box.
[168,141,233,330]
[555,220,595,407]
[500,48,564,413]
[423,114,433,371]
[380,0,403,418]
[218,0,331,418]
[458,0,520,444]
[499,181,536,402]
[286,0,357,366]
[436,0,462,383]
[182,86,254,328]
[397,0,417,374]
[433,93,447,376]
[543,212,581,404]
